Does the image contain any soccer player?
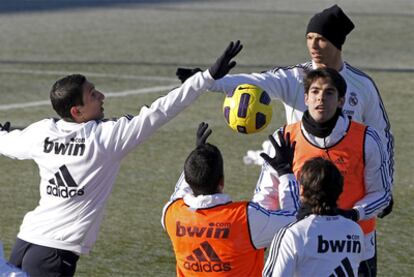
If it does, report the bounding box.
[262,157,365,277]
[0,40,242,277]
[162,122,296,276]
[257,68,391,276]
[176,5,394,217]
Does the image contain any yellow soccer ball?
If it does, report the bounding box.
[223,84,272,134]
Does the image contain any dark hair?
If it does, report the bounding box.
[299,157,343,215]
[303,68,347,99]
[50,74,86,119]
[184,143,224,196]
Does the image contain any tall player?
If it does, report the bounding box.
[0,41,242,276]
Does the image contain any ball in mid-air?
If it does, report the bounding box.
[223,84,272,134]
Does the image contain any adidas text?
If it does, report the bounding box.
[184,261,231,272]
[46,185,84,198]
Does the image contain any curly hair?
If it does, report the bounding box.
[299,157,343,215]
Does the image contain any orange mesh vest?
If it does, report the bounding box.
[285,121,375,234]
[164,199,264,277]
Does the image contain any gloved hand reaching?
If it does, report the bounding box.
[196,122,212,147]
[260,131,296,176]
[209,40,243,80]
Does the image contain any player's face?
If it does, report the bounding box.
[306,32,341,68]
[305,77,344,123]
[77,80,105,122]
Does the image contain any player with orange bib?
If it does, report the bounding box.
[162,122,296,276]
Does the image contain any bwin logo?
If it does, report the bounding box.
[43,137,85,156]
[317,235,361,253]
[176,221,230,239]
[184,241,231,273]
[47,165,84,198]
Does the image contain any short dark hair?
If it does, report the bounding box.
[50,74,86,119]
[303,68,347,99]
[299,157,343,215]
[184,143,224,196]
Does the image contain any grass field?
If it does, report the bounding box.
[0,0,413,276]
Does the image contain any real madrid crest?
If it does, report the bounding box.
[348,92,358,106]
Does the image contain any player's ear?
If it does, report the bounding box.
[217,177,224,193]
[70,106,82,122]
[338,96,345,108]
[304,92,309,106]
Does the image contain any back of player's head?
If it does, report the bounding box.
[306,5,354,50]
[303,68,347,99]
[299,157,343,215]
[50,74,86,119]
[184,143,224,196]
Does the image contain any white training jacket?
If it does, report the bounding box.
[161,172,296,249]
[254,115,391,260]
[263,214,365,277]
[0,70,214,255]
[210,61,394,185]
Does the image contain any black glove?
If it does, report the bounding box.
[378,194,393,218]
[0,122,10,132]
[208,40,243,80]
[196,122,212,147]
[260,131,296,176]
[176,67,202,83]
[337,208,359,222]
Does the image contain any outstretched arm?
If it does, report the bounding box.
[102,41,243,158]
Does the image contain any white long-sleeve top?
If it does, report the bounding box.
[0,70,214,255]
[254,115,391,260]
[263,214,365,277]
[210,61,394,185]
[161,172,296,249]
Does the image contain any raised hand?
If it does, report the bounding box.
[260,130,296,176]
[196,122,212,147]
[209,40,243,80]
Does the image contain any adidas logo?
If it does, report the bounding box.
[184,241,231,272]
[329,257,355,277]
[43,137,86,156]
[317,235,361,253]
[46,165,84,198]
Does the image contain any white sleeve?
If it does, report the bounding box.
[100,70,214,158]
[253,129,300,212]
[360,79,394,189]
[247,202,295,249]
[209,68,301,103]
[0,123,39,160]
[353,127,392,220]
[263,227,298,277]
[161,171,193,230]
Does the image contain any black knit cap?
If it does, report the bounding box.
[306,5,355,50]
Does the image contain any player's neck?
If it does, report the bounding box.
[314,57,343,71]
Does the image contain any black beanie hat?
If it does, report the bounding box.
[306,5,354,50]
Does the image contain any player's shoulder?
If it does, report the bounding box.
[343,62,377,86]
[266,61,312,75]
